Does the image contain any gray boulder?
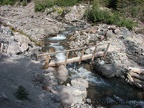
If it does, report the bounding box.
[7,42,21,54]
[60,86,87,108]
[20,42,29,52]
[65,5,86,21]
[54,65,68,84]
[97,64,117,78]
[71,78,88,88]
[14,34,31,45]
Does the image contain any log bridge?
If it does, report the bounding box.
[37,43,110,68]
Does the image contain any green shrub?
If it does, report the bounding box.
[86,7,111,22]
[15,86,29,100]
[86,6,136,29]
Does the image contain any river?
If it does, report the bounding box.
[43,26,144,108]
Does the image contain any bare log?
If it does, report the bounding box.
[48,51,104,67]
[127,73,134,83]
[128,67,144,74]
[129,71,144,81]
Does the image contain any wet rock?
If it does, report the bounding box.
[86,98,92,104]
[110,105,132,108]
[96,64,117,78]
[134,103,144,108]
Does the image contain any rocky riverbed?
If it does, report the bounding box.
[0,2,144,108]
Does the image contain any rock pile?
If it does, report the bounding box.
[34,66,91,108]
[0,3,66,41]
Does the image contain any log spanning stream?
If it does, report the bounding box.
[43,27,144,107]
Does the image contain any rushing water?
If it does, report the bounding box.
[44,27,144,107]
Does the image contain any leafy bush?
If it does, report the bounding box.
[86,7,111,22]
[15,86,29,100]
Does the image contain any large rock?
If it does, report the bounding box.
[7,42,21,54]
[14,33,31,45]
[20,42,29,52]
[71,78,88,88]
[53,65,68,84]
[97,64,117,78]
[65,5,86,21]
[60,86,87,108]
[106,30,115,38]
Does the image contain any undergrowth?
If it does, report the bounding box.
[34,0,79,12]
[85,1,136,30]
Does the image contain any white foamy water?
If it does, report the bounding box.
[69,67,109,86]
[50,43,66,60]
[49,34,66,41]
[55,53,66,61]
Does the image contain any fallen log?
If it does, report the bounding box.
[47,51,104,67]
[128,67,144,74]
[129,72,144,81]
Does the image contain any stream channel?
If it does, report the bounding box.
[43,26,144,108]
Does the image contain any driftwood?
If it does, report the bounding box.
[128,67,144,74]
[127,67,144,89]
